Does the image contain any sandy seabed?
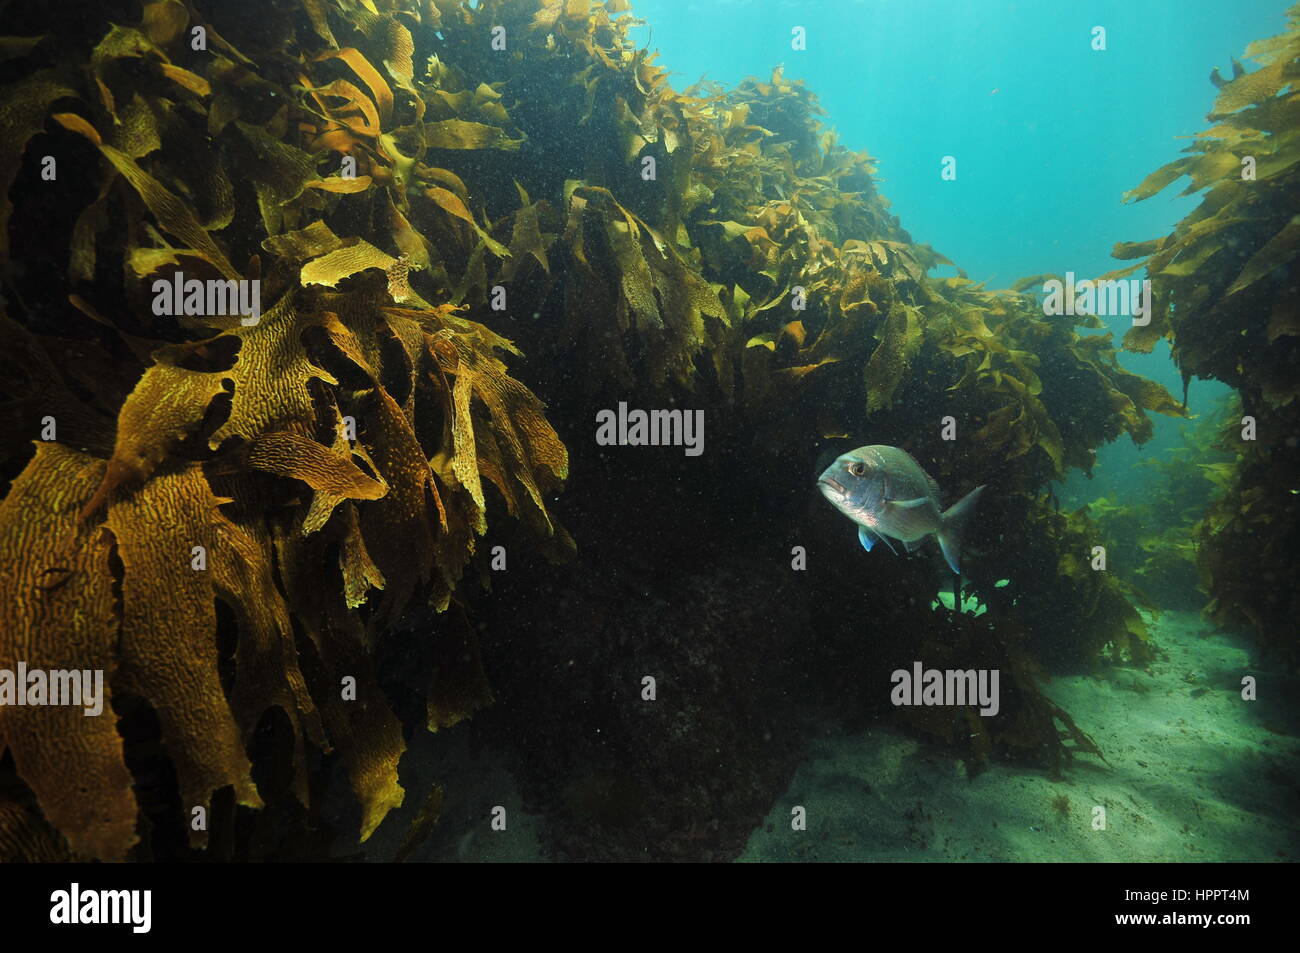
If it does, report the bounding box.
[375,610,1298,862]
[741,610,1300,862]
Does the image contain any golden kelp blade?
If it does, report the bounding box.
[0,445,137,861]
[106,463,265,843]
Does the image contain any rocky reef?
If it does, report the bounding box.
[0,0,1209,862]
[1108,5,1300,671]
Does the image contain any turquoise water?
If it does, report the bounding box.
[403,0,1298,866]
[630,0,1288,497]
[2,0,1292,874]
[629,0,1284,287]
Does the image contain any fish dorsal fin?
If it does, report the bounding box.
[896,447,942,501]
[877,446,941,502]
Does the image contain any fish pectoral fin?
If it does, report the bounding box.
[859,525,899,556]
[889,497,931,509]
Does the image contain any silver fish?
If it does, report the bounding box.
[817,445,985,575]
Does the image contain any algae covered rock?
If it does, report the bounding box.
[0,0,1206,861]
[1111,6,1300,668]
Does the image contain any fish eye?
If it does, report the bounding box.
[848,462,866,477]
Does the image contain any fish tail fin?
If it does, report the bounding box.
[937,484,986,575]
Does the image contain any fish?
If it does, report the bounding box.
[817,445,986,575]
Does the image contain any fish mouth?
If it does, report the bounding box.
[818,477,845,495]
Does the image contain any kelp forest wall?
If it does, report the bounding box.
[0,0,1294,862]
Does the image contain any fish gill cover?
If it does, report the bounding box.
[0,0,1249,862]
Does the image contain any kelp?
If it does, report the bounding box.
[1111,5,1300,666]
[0,0,1200,859]
[409,0,1184,473]
[404,4,1175,753]
[1194,402,1300,668]
[1107,7,1300,400]
[1085,400,1238,609]
[1050,506,1154,666]
[895,608,1107,780]
[0,0,568,860]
